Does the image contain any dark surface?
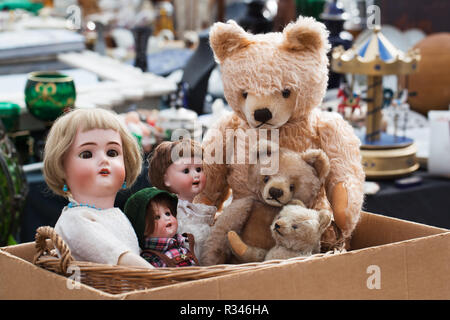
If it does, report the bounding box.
[363,170,450,230]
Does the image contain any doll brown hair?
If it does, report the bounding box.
[144,193,178,237]
[148,139,203,192]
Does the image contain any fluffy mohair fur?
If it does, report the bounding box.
[200,144,332,266]
[196,16,364,243]
[229,205,332,262]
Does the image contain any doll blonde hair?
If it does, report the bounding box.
[43,108,142,197]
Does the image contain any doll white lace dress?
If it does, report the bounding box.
[54,204,141,265]
[176,199,217,263]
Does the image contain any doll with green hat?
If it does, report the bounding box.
[125,187,199,267]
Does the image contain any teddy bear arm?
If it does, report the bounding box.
[199,196,254,265]
[228,231,268,263]
[195,162,230,208]
[197,114,238,208]
[316,113,365,238]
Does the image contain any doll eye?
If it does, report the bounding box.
[242,91,248,99]
[165,211,171,217]
[196,167,202,172]
[183,168,189,174]
[282,89,291,98]
[107,149,119,157]
[263,176,269,183]
[292,224,298,230]
[154,214,160,220]
[79,151,92,159]
[290,184,295,191]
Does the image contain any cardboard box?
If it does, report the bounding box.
[1,211,449,300]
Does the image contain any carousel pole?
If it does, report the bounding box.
[365,75,383,142]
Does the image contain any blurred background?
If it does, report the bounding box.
[0,0,449,247]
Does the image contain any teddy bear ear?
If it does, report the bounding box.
[301,149,330,183]
[280,16,330,53]
[209,20,253,63]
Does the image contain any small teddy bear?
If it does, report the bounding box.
[228,203,332,262]
[200,140,333,266]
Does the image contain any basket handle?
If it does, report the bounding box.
[34,226,74,274]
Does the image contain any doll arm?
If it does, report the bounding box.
[55,210,152,268]
[316,111,365,238]
[118,251,154,268]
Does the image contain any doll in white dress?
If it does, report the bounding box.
[148,139,217,263]
[43,108,153,268]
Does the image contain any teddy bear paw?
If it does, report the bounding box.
[227,231,248,258]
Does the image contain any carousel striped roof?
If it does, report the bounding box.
[355,27,401,62]
[331,26,420,75]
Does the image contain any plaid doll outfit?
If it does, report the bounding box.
[141,233,199,267]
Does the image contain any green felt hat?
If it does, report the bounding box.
[124,187,178,248]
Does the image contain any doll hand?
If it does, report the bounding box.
[118,251,155,269]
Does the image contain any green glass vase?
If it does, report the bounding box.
[25,71,76,122]
[0,102,20,132]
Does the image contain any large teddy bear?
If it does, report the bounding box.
[196,17,365,251]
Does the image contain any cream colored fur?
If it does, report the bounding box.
[197,16,365,244]
[268,206,332,259]
[245,205,332,261]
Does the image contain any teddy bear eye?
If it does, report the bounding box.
[292,224,298,230]
[289,184,295,191]
[263,176,270,183]
[282,89,291,98]
[242,91,248,99]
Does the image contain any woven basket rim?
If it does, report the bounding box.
[33,226,346,294]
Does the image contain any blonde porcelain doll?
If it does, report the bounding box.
[43,108,153,268]
[148,139,216,263]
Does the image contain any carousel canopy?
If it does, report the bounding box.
[331,26,420,76]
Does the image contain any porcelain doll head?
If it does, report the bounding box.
[125,187,179,246]
[148,139,205,202]
[145,192,178,238]
[43,108,142,208]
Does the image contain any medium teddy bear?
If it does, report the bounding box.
[200,141,332,266]
[228,203,332,262]
[196,16,365,246]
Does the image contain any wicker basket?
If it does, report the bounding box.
[33,226,344,295]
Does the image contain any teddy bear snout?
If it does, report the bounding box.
[273,219,286,232]
[269,187,284,199]
[253,108,272,123]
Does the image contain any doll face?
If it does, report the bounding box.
[63,129,126,205]
[147,202,178,238]
[164,157,206,202]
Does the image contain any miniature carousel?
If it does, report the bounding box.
[331,26,421,179]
